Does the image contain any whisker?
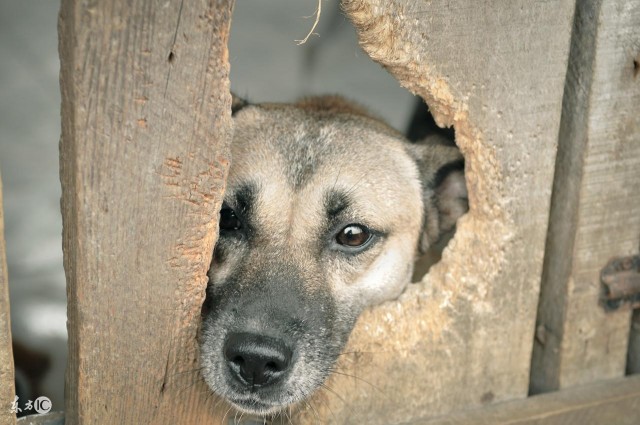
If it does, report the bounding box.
[342,173,368,198]
[171,370,212,397]
[328,368,386,395]
[336,349,387,356]
[173,379,200,396]
[222,404,234,425]
[314,389,339,424]
[286,404,293,425]
[320,382,347,405]
[330,162,344,194]
[210,394,226,412]
[304,399,321,425]
[164,366,207,382]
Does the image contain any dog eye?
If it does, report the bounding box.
[336,224,371,247]
[219,207,242,231]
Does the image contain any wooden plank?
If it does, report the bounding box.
[413,374,640,425]
[58,1,233,423]
[286,0,575,423]
[0,173,16,425]
[530,0,640,393]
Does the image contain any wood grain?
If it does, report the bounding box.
[0,172,16,425]
[531,0,640,393]
[287,0,574,423]
[413,375,640,425]
[58,1,234,423]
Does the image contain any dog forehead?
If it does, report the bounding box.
[230,105,414,187]
[226,107,423,238]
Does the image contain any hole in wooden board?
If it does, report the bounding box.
[222,0,468,289]
[406,98,466,281]
[203,2,475,422]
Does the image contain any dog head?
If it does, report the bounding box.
[200,95,467,415]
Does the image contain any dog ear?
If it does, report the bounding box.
[407,134,468,254]
[231,92,249,115]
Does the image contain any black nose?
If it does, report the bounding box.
[223,333,293,387]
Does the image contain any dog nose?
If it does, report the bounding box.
[223,333,293,387]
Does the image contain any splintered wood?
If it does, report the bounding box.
[288,1,574,422]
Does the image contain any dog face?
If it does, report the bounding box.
[200,96,467,415]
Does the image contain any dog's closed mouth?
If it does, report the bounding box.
[227,394,283,415]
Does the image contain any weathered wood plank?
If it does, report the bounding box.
[413,375,640,425]
[288,1,574,423]
[58,1,233,423]
[530,0,640,393]
[0,173,16,425]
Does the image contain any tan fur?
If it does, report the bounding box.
[225,100,423,303]
[200,95,467,415]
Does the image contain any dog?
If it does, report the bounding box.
[200,94,467,416]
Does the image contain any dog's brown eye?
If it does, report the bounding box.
[336,224,370,247]
[219,207,242,231]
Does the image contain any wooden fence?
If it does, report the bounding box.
[1,0,638,424]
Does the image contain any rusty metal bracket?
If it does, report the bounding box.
[600,255,640,312]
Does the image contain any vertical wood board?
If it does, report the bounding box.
[0,172,16,425]
[58,1,233,423]
[531,0,640,393]
[289,0,575,423]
